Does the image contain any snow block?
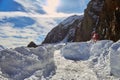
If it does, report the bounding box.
[110,42,120,77]
[61,42,90,61]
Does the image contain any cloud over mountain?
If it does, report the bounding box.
[0,0,89,48]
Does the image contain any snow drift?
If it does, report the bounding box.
[0,46,55,80]
[0,40,120,80]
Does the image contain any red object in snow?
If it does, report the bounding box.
[91,32,99,42]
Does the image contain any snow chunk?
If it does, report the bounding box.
[61,42,90,61]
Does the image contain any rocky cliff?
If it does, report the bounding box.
[74,0,120,42]
[43,0,120,44]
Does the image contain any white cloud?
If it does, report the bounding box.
[0,0,85,48]
[42,0,60,14]
[0,14,66,48]
[0,24,38,48]
[14,0,44,13]
[0,12,83,18]
[13,0,83,17]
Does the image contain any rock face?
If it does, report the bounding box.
[43,0,120,44]
[27,41,38,48]
[74,0,120,42]
[42,15,83,44]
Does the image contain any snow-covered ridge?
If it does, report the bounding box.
[0,40,120,80]
[42,14,83,44]
[60,15,83,28]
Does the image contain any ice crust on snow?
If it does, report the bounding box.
[0,40,120,80]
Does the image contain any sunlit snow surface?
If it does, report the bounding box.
[0,40,120,80]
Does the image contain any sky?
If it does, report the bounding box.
[0,0,90,48]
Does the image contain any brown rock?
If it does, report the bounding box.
[74,0,120,42]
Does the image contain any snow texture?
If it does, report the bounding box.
[0,40,120,80]
[0,46,55,80]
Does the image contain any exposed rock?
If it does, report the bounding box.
[27,41,38,48]
[74,0,120,42]
[43,0,120,44]
[42,15,83,44]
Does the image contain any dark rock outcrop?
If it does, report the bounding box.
[42,15,83,44]
[27,41,38,48]
[74,0,120,42]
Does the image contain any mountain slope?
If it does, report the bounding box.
[43,0,120,44]
[42,15,83,44]
[74,0,120,42]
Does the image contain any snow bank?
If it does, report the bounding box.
[0,40,120,79]
[110,41,120,77]
[61,40,113,61]
[0,46,55,80]
[89,40,113,79]
[61,40,120,79]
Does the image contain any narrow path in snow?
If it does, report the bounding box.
[50,50,98,80]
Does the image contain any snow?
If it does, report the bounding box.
[110,41,120,77]
[0,40,120,80]
[0,46,55,80]
[0,45,4,51]
[61,42,90,60]
[60,15,83,29]
[50,50,98,80]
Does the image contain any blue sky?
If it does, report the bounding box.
[57,0,89,13]
[0,0,90,48]
[0,0,89,15]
